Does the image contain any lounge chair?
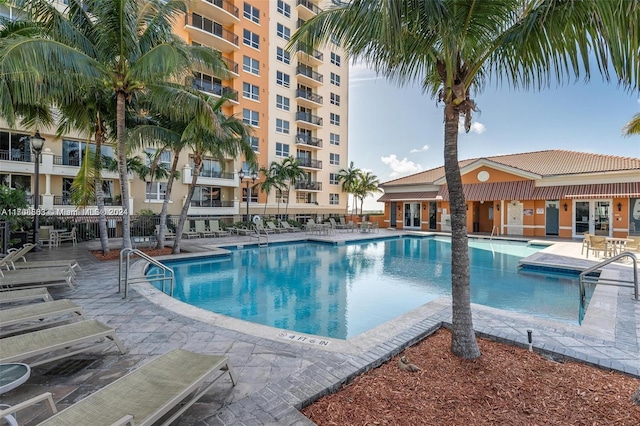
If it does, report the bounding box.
[181,222,200,239]
[28,348,234,426]
[0,244,35,270]
[266,221,284,233]
[0,299,85,337]
[255,222,274,235]
[11,258,81,272]
[329,218,345,231]
[56,226,77,246]
[280,221,301,232]
[0,269,76,292]
[195,220,216,238]
[38,227,58,249]
[0,288,53,305]
[626,236,640,252]
[0,319,127,367]
[210,220,231,237]
[155,225,176,240]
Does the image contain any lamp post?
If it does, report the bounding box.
[238,169,258,223]
[30,131,45,252]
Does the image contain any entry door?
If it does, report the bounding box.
[429,201,437,229]
[390,202,397,228]
[506,202,523,235]
[403,203,420,228]
[573,200,611,237]
[545,201,559,235]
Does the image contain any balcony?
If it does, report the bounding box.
[295,133,323,149]
[296,65,323,86]
[189,200,235,208]
[297,0,322,20]
[185,14,239,52]
[297,157,322,169]
[193,78,238,103]
[53,196,118,206]
[198,170,235,179]
[0,149,33,162]
[295,181,322,191]
[296,89,323,107]
[295,42,323,66]
[295,111,323,128]
[297,18,306,29]
[220,55,239,76]
[191,0,239,26]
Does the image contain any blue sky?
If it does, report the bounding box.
[347,63,640,210]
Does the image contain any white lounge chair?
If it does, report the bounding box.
[181,222,200,239]
[0,299,85,337]
[28,348,234,426]
[10,258,81,272]
[195,220,216,238]
[0,288,53,305]
[0,319,127,367]
[0,244,34,270]
[56,226,77,246]
[266,221,284,233]
[0,270,76,292]
[210,220,231,237]
[155,225,176,240]
[280,221,301,232]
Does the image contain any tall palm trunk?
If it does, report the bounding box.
[156,150,180,249]
[284,183,291,218]
[443,108,480,359]
[94,124,110,254]
[116,91,132,249]
[173,158,200,254]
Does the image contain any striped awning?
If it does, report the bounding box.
[437,180,535,201]
[531,182,640,200]
[377,191,440,202]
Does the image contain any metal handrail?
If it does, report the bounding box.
[578,251,638,324]
[118,248,175,299]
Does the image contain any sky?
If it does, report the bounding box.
[347,63,640,211]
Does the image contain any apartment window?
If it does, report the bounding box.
[330,113,340,126]
[329,193,339,205]
[144,148,171,167]
[243,56,259,75]
[276,71,290,88]
[243,109,259,126]
[330,93,340,106]
[277,0,290,18]
[276,119,290,134]
[276,46,290,64]
[330,33,340,45]
[242,82,259,101]
[276,142,290,157]
[330,153,340,165]
[193,158,222,177]
[243,29,259,49]
[330,72,341,86]
[146,182,167,201]
[248,136,259,152]
[276,23,290,41]
[243,2,260,24]
[192,186,222,207]
[330,52,341,66]
[276,95,290,111]
[329,173,340,185]
[330,133,340,145]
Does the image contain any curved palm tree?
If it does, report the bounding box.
[338,161,361,218]
[279,157,306,219]
[353,171,381,216]
[258,166,284,216]
[1,0,229,248]
[268,160,288,218]
[623,113,640,136]
[291,0,638,359]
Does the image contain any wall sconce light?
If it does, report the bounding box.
[496,203,500,212]
[466,204,469,211]
[563,203,568,211]
[617,202,622,212]
[423,204,426,210]
[397,204,401,211]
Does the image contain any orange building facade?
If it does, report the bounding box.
[378,150,640,239]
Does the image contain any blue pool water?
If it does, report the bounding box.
[149,237,589,339]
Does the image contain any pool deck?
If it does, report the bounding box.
[2,230,639,425]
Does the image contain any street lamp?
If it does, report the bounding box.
[30,131,45,252]
[238,169,258,223]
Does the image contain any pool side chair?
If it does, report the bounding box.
[155,225,176,241]
[0,244,35,270]
[195,220,216,238]
[210,220,231,237]
[0,288,53,305]
[255,222,274,235]
[280,221,301,232]
[0,299,85,337]
[266,221,284,233]
[35,348,234,426]
[626,236,640,253]
[587,236,607,259]
[181,222,200,239]
[580,233,592,256]
[0,319,127,367]
[56,226,77,246]
[10,258,81,272]
[0,270,76,292]
[38,227,58,249]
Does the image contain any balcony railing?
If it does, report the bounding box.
[296,65,323,83]
[295,181,322,191]
[53,156,80,166]
[204,0,239,18]
[53,196,118,206]
[0,149,32,162]
[297,0,322,15]
[296,42,323,62]
[296,157,322,169]
[193,78,238,101]
[296,89,323,104]
[295,133,322,148]
[221,56,239,74]
[295,111,323,126]
[185,14,239,46]
[190,200,235,208]
[198,170,235,179]
[297,18,306,28]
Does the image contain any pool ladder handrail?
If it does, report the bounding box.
[249,225,268,247]
[578,251,638,324]
[118,248,175,299]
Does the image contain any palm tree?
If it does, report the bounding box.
[1,0,229,249]
[338,161,361,218]
[353,171,380,216]
[280,157,306,219]
[258,166,284,216]
[623,113,640,136]
[291,0,638,359]
[268,160,288,218]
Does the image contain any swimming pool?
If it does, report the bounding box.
[148,237,590,339]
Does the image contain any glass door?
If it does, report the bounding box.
[403,203,421,228]
[573,200,611,237]
[574,201,590,235]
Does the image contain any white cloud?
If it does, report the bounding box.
[458,119,486,135]
[349,61,383,86]
[380,154,423,178]
[637,98,640,105]
[410,144,430,153]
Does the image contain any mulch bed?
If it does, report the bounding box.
[302,328,640,425]
[90,247,174,261]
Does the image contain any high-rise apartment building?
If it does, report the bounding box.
[0,0,348,223]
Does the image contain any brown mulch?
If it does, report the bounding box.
[90,247,174,261]
[303,328,640,425]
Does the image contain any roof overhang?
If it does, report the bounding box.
[531,182,640,200]
[377,191,441,202]
[433,159,542,185]
[437,180,535,201]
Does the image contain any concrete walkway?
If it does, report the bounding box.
[1,230,638,425]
